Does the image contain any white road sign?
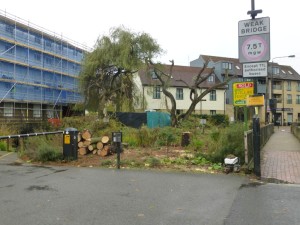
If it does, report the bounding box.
[238,17,270,36]
[243,62,268,77]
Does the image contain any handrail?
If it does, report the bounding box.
[0,131,63,140]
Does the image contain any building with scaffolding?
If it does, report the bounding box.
[0,10,89,125]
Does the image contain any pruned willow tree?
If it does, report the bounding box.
[146,60,235,127]
[80,26,163,118]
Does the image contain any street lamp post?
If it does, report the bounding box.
[270,55,295,125]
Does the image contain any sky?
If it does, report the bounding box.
[2,0,300,73]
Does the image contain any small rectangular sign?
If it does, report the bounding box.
[247,95,265,106]
[64,135,70,144]
[243,62,268,77]
[238,17,270,36]
[233,82,254,106]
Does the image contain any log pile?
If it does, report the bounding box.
[77,129,112,157]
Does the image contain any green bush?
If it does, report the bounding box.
[24,135,62,162]
[206,122,245,163]
[0,141,7,151]
[36,145,62,162]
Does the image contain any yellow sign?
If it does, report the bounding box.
[233,82,254,106]
[247,95,265,106]
[64,135,70,144]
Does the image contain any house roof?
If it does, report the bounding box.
[271,63,300,81]
[200,54,243,76]
[200,54,300,80]
[138,64,226,89]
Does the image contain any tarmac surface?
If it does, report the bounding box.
[261,126,300,184]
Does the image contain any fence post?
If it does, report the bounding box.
[253,116,261,177]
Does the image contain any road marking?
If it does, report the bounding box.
[0,152,13,159]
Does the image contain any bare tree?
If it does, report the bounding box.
[147,60,235,127]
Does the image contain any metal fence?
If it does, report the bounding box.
[244,123,274,166]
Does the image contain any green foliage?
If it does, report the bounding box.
[36,145,62,162]
[206,122,245,163]
[189,138,204,151]
[24,135,62,162]
[144,157,161,168]
[210,114,229,126]
[80,26,163,113]
[0,141,7,151]
[157,127,177,146]
[190,156,210,165]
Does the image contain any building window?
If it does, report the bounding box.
[298,82,300,92]
[287,81,291,91]
[4,102,13,117]
[176,88,183,100]
[222,62,232,70]
[34,36,41,44]
[34,53,41,61]
[297,95,300,104]
[287,94,292,104]
[45,56,53,65]
[210,110,216,115]
[210,90,216,101]
[273,67,280,75]
[151,71,158,79]
[208,75,214,82]
[153,86,161,99]
[5,25,13,35]
[5,45,14,55]
[33,104,41,118]
[73,49,78,56]
[45,40,52,49]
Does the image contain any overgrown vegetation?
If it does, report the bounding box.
[3,114,245,173]
[23,135,63,162]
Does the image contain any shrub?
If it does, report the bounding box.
[0,141,7,151]
[24,135,62,162]
[206,122,245,163]
[36,145,62,162]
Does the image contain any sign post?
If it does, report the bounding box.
[238,0,267,176]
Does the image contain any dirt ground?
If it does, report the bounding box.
[39,146,224,174]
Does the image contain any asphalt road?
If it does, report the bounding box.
[0,163,245,225]
[1,162,300,225]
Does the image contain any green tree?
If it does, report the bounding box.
[80,26,163,117]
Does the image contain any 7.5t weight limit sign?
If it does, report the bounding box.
[238,17,270,63]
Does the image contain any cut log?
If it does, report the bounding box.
[101,135,110,144]
[77,132,82,142]
[99,145,111,157]
[96,141,104,150]
[92,150,97,155]
[82,129,92,140]
[88,144,96,151]
[78,141,85,148]
[83,140,91,146]
[79,147,88,155]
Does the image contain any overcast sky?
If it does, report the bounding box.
[2,0,300,72]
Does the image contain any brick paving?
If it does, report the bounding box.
[261,126,300,184]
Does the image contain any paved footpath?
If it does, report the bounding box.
[261,126,300,184]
